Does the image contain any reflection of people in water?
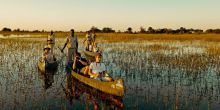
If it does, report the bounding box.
[62,76,124,109]
[39,72,55,90]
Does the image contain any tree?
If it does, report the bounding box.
[127,27,133,33]
[32,30,40,33]
[102,27,115,33]
[13,28,20,32]
[90,26,101,33]
[179,27,187,34]
[139,27,146,33]
[2,27,12,32]
[148,27,154,33]
[206,29,213,33]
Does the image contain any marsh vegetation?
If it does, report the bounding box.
[1,33,220,109]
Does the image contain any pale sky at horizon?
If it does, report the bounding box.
[0,0,220,31]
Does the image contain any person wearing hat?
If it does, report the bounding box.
[61,29,78,66]
[42,45,55,63]
[47,31,55,54]
[88,52,113,81]
[92,42,99,53]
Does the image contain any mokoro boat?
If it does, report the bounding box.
[71,67,124,97]
[71,77,124,108]
[83,50,96,62]
[37,58,58,73]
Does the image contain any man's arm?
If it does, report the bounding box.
[88,64,99,78]
[62,38,68,52]
[79,58,88,66]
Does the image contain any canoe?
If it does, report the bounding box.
[37,58,58,73]
[71,68,125,97]
[83,50,96,62]
[71,77,124,108]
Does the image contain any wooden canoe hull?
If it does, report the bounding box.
[71,70,124,97]
[71,77,124,108]
[37,58,58,73]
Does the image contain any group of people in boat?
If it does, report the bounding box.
[42,29,113,81]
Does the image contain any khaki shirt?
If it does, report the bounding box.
[86,34,92,41]
[92,33,96,41]
[66,36,78,49]
[47,35,55,44]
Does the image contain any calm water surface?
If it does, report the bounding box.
[1,35,220,110]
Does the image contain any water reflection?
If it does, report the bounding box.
[100,42,220,110]
[61,68,124,110]
[38,71,56,90]
[2,37,220,109]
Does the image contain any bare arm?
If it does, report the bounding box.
[62,38,68,52]
[88,68,99,78]
[79,59,88,66]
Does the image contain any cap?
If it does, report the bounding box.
[43,45,51,50]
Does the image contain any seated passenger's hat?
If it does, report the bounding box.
[43,45,51,50]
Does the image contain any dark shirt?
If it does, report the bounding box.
[74,58,88,72]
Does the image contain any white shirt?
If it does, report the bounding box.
[42,52,54,63]
[89,62,106,74]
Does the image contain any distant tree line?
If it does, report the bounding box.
[89,26,220,34]
[89,26,115,33]
[138,27,205,34]
[1,26,220,34]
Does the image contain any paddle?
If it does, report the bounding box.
[56,46,66,63]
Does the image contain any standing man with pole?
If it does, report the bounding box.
[83,31,92,51]
[61,29,78,67]
[47,31,55,54]
[91,31,96,44]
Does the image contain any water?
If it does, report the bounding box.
[1,36,220,110]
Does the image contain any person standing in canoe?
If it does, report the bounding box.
[83,31,92,51]
[47,31,55,54]
[88,53,113,81]
[91,31,96,44]
[61,29,78,66]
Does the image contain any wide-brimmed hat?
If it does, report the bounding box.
[43,45,51,50]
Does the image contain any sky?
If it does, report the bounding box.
[0,0,220,31]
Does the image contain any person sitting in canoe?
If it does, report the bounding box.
[42,45,56,63]
[92,42,99,53]
[72,52,88,74]
[88,52,113,81]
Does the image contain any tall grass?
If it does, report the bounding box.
[1,34,220,109]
